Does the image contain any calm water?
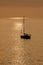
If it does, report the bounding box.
[0,18,43,65]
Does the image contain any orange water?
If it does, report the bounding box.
[0,18,43,65]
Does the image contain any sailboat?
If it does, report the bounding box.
[20,16,31,39]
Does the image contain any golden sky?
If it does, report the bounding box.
[0,0,43,7]
[0,0,43,18]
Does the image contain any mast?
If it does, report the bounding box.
[23,16,25,34]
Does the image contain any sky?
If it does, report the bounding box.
[0,0,43,18]
[0,0,43,7]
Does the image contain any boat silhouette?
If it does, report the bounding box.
[20,16,31,39]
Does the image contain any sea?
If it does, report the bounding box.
[0,18,43,65]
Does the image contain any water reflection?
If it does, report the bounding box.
[14,22,22,30]
[11,21,25,65]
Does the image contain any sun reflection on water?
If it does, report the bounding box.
[14,22,22,30]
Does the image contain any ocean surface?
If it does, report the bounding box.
[0,18,43,65]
